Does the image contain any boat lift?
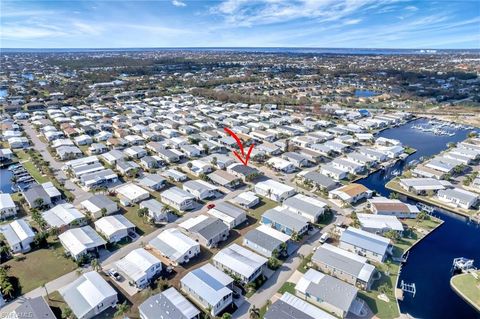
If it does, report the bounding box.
[400,280,416,298]
[452,257,475,273]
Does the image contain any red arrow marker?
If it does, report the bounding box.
[224,127,255,166]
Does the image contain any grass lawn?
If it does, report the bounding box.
[248,197,278,221]
[122,204,158,235]
[278,282,296,295]
[4,241,77,294]
[451,271,480,310]
[20,158,49,183]
[298,253,313,274]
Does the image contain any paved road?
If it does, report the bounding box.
[21,121,91,205]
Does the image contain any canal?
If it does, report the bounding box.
[357,118,480,319]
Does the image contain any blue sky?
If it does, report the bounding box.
[1,0,479,48]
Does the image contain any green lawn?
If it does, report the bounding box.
[248,197,278,221]
[451,271,480,310]
[278,282,296,295]
[122,204,158,235]
[298,253,313,274]
[19,158,49,183]
[4,241,77,294]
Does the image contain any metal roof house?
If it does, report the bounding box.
[80,194,118,220]
[7,296,56,319]
[148,228,200,266]
[312,244,376,290]
[114,248,162,289]
[179,215,229,248]
[264,292,336,319]
[0,193,17,220]
[283,193,327,223]
[295,268,358,318]
[160,186,195,211]
[367,197,420,218]
[296,171,338,191]
[340,227,392,263]
[180,263,233,316]
[437,188,479,210]
[139,287,200,319]
[243,224,291,258]
[42,203,86,230]
[213,243,268,284]
[59,271,117,319]
[183,180,218,200]
[58,226,107,260]
[230,191,259,208]
[0,218,35,253]
[261,207,310,236]
[115,183,150,206]
[140,198,169,224]
[207,202,247,229]
[357,213,404,234]
[255,179,296,202]
[94,214,136,243]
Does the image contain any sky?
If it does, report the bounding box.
[1,0,479,49]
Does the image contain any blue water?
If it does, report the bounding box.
[0,169,13,193]
[354,90,379,97]
[357,118,480,319]
[0,89,7,98]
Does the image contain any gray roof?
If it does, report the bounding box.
[301,171,337,189]
[212,202,246,219]
[264,299,314,319]
[139,287,200,319]
[244,228,282,252]
[23,184,51,206]
[11,296,56,319]
[340,227,391,256]
[138,174,166,187]
[189,217,229,241]
[0,219,35,248]
[85,194,116,209]
[262,208,309,232]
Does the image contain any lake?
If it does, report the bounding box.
[0,169,13,193]
[354,89,379,97]
[357,118,480,319]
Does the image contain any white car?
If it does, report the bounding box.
[319,232,330,244]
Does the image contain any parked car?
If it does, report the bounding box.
[207,203,216,209]
[108,268,122,281]
[319,232,330,244]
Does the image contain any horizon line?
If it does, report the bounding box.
[2,46,479,50]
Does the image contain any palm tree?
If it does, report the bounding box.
[91,258,100,272]
[114,301,130,318]
[33,198,44,209]
[2,282,14,298]
[249,305,261,319]
[100,208,108,218]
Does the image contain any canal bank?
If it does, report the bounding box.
[356,118,480,319]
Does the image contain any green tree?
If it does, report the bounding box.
[114,301,130,318]
[249,305,261,319]
[221,313,232,319]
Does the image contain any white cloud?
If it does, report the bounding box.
[405,6,418,11]
[172,0,187,7]
[344,18,362,25]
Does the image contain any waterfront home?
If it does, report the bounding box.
[267,157,296,173]
[398,178,452,195]
[283,193,327,223]
[208,170,242,189]
[180,263,233,316]
[230,191,260,208]
[0,218,35,253]
[0,193,17,219]
[295,268,358,318]
[60,271,117,319]
[261,207,310,236]
[296,171,339,191]
[114,248,161,289]
[160,187,195,211]
[115,183,150,206]
[58,226,107,260]
[179,215,229,248]
[437,188,479,210]
[358,147,388,162]
[312,244,376,290]
[94,215,135,243]
[7,296,56,319]
[368,197,420,218]
[425,157,456,174]
[80,195,118,219]
[357,213,404,234]
[243,224,291,258]
[42,203,86,230]
[264,292,336,319]
[183,180,217,200]
[148,228,200,266]
[139,287,201,319]
[412,164,446,179]
[213,243,268,284]
[329,184,373,205]
[255,179,296,202]
[207,202,246,229]
[140,199,168,224]
[332,158,366,175]
[339,227,392,262]
[137,173,167,191]
[320,163,348,180]
[8,136,29,149]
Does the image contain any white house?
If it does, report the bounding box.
[42,203,86,230]
[160,187,195,211]
[58,226,107,260]
[437,188,479,210]
[255,179,296,202]
[94,215,136,243]
[283,193,326,223]
[139,287,200,319]
[80,195,118,220]
[0,194,17,220]
[329,184,373,205]
[114,248,162,289]
[60,271,117,319]
[115,183,150,206]
[207,202,247,229]
[148,228,200,265]
[183,180,218,200]
[0,219,35,253]
[339,227,392,263]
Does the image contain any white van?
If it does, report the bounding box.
[319,232,329,243]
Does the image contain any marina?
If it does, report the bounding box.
[357,118,480,319]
